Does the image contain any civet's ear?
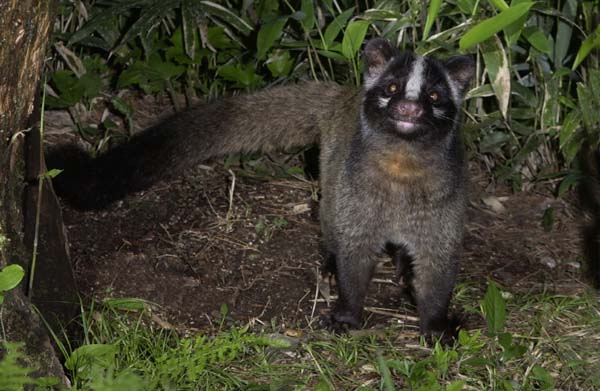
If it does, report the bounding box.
[363,38,396,86]
[444,55,475,97]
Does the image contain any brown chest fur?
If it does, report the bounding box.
[376,151,426,181]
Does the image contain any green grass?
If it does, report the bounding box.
[4,282,598,390]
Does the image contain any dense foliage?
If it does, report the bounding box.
[45,0,600,192]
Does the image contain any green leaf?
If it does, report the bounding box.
[462,357,494,367]
[480,281,506,335]
[488,0,509,11]
[363,9,405,21]
[456,0,477,15]
[554,0,577,66]
[341,20,369,60]
[286,166,304,176]
[512,82,538,107]
[312,378,334,391]
[102,297,154,311]
[148,53,186,80]
[47,70,86,108]
[481,37,510,119]
[256,0,280,21]
[44,169,63,179]
[0,264,25,292]
[300,0,315,31]
[266,50,294,77]
[207,26,234,49]
[572,25,600,70]
[167,27,198,65]
[67,2,138,47]
[512,134,541,165]
[376,354,394,391]
[423,0,442,40]
[467,84,495,99]
[255,218,266,234]
[503,0,530,46]
[501,343,527,361]
[523,26,551,54]
[447,380,466,391]
[220,303,229,317]
[501,379,518,391]
[111,97,133,118]
[317,49,346,61]
[530,365,555,390]
[116,0,180,56]
[542,78,560,129]
[117,62,148,90]
[117,53,185,94]
[199,1,253,35]
[480,130,510,154]
[219,63,263,88]
[582,85,600,145]
[559,109,583,164]
[323,7,354,47]
[459,2,534,50]
[257,17,288,60]
[578,71,600,135]
[79,73,103,100]
[65,344,117,373]
[181,0,201,59]
[498,332,513,349]
[70,15,122,52]
[558,170,584,197]
[53,42,86,76]
[560,122,587,163]
[457,329,485,352]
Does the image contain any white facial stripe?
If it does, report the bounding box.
[378,96,391,108]
[405,56,425,100]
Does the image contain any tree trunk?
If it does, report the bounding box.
[0,0,76,385]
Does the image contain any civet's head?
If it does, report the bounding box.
[361,38,475,142]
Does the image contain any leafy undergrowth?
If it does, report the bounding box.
[4,282,599,390]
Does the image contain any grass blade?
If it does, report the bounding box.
[422,0,442,41]
[459,2,534,50]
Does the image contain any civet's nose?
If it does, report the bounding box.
[394,100,423,119]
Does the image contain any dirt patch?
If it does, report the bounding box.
[64,166,320,330]
[60,158,587,334]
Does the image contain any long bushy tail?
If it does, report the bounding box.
[46,82,353,210]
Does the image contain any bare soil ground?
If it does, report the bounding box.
[59,161,587,334]
[45,104,590,337]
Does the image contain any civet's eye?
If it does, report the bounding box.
[429,91,440,102]
[386,83,398,94]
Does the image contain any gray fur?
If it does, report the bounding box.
[319,39,474,337]
[48,38,474,339]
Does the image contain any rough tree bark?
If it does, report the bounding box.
[0,0,77,384]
